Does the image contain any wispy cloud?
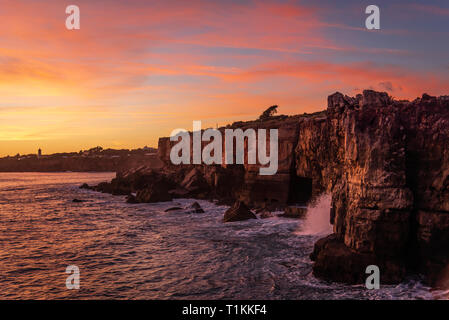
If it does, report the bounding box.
[0,0,448,155]
[410,4,449,17]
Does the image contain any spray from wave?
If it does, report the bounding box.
[295,193,333,236]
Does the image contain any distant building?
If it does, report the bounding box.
[37,148,42,159]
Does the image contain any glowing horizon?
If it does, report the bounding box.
[1,0,449,156]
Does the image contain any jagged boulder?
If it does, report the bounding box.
[223,201,257,222]
[186,201,205,213]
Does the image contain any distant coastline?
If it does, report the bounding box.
[0,146,162,173]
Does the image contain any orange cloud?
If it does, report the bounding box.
[0,0,448,156]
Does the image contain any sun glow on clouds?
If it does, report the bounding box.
[0,0,449,155]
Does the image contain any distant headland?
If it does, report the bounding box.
[0,146,163,172]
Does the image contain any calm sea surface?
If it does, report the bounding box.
[0,172,438,299]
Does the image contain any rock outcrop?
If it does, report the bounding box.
[87,89,449,287]
[308,90,449,287]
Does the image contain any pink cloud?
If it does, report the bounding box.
[0,0,448,156]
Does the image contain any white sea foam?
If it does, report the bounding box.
[295,193,333,236]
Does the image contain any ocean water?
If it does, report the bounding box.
[0,172,439,299]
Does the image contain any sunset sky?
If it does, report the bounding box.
[1,0,449,156]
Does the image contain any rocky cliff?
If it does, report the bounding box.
[308,91,449,286]
[91,90,449,287]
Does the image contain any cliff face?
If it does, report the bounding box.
[95,90,449,286]
[307,91,449,286]
[156,116,307,208]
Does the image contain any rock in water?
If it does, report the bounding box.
[310,234,406,284]
[223,201,257,222]
[79,183,90,189]
[165,207,183,212]
[72,199,86,203]
[186,201,205,213]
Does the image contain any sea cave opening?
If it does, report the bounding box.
[288,175,313,205]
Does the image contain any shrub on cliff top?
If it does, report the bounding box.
[258,105,278,121]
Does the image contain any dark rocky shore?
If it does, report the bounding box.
[85,90,449,288]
